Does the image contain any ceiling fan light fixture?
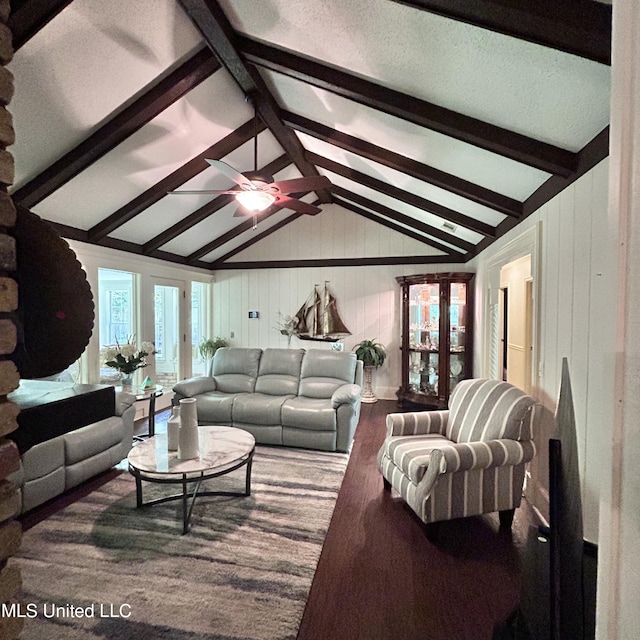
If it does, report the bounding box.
[235,190,275,212]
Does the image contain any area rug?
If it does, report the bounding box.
[16,445,349,640]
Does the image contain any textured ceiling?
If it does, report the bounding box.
[7,0,612,269]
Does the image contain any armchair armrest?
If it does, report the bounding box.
[331,384,361,408]
[433,438,537,475]
[385,410,449,437]
[173,376,217,398]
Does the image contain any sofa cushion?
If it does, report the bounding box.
[194,391,240,424]
[299,350,358,399]
[281,396,337,431]
[233,392,293,425]
[255,348,304,396]
[64,416,125,465]
[213,348,262,393]
[22,467,66,512]
[21,435,65,481]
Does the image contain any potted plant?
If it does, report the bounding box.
[353,339,387,403]
[199,337,228,373]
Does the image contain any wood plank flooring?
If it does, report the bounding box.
[297,400,532,640]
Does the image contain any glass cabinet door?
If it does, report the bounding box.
[408,282,440,399]
[449,281,467,396]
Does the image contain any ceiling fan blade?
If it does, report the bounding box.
[168,190,239,195]
[275,195,322,215]
[233,206,249,217]
[268,175,332,195]
[206,159,252,188]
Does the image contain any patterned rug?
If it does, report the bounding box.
[16,445,349,640]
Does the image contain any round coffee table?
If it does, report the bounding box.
[127,426,255,534]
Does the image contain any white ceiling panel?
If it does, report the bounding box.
[321,169,483,246]
[32,71,253,229]
[262,69,550,199]
[298,133,508,227]
[9,0,202,186]
[220,0,610,151]
[110,131,285,244]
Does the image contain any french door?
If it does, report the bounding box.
[152,278,186,389]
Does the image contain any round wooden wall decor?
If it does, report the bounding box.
[10,206,94,379]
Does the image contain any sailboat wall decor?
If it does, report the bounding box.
[293,282,351,342]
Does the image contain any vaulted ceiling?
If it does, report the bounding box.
[7,0,612,270]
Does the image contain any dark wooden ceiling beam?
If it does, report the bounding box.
[88,118,264,242]
[214,255,459,270]
[143,154,291,254]
[12,47,221,209]
[388,0,611,66]
[285,111,522,218]
[309,152,496,238]
[334,186,473,255]
[334,197,463,259]
[177,0,331,202]
[49,221,213,270]
[8,0,73,50]
[241,37,577,176]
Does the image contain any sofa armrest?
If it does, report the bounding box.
[173,376,217,397]
[385,410,449,437]
[432,438,537,475]
[331,384,361,408]
[115,391,136,416]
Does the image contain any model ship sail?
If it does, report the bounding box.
[294,282,351,342]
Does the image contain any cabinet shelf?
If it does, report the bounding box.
[397,272,474,408]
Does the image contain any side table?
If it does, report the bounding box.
[116,384,163,440]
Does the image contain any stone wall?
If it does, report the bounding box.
[0,1,24,638]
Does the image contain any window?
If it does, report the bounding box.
[98,268,136,383]
[191,282,210,376]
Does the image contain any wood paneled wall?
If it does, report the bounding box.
[473,158,613,543]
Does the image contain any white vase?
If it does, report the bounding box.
[177,398,199,460]
[166,406,181,451]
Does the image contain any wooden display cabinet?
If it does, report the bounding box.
[396,272,474,408]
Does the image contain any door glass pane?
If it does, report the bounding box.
[154,284,180,388]
[408,282,439,398]
[449,282,467,393]
[191,282,209,376]
[98,268,135,384]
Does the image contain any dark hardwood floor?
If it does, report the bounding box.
[297,400,535,640]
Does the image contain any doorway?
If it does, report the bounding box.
[498,255,534,393]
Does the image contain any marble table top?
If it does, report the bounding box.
[128,426,255,476]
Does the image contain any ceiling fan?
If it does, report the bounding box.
[169,112,331,218]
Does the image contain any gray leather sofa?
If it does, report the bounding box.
[10,391,136,513]
[173,347,363,452]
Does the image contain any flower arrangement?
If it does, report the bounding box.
[274,312,299,347]
[101,337,157,375]
[274,312,299,337]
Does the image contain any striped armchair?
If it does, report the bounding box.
[377,379,538,528]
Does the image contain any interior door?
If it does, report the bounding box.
[152,278,186,389]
